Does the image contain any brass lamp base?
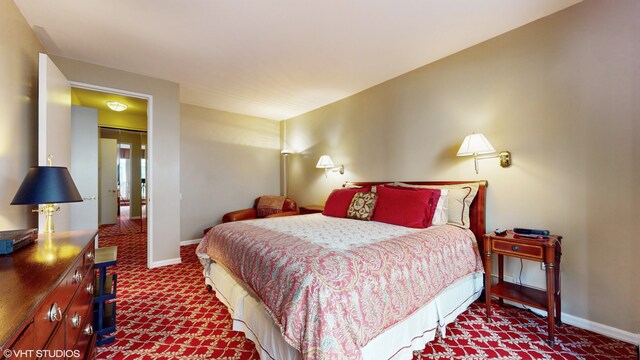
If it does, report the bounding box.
[33,204,60,234]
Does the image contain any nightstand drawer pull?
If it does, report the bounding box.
[511,245,520,251]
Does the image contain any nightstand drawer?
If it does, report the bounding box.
[492,239,543,260]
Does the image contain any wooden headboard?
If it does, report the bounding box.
[345,180,488,256]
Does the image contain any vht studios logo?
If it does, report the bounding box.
[3,349,81,358]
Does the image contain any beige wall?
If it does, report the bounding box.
[285,0,639,334]
[180,104,280,240]
[0,0,43,230]
[51,56,181,266]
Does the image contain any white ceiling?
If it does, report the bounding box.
[15,0,580,120]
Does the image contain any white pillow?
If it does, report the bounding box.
[393,182,479,228]
[430,189,449,226]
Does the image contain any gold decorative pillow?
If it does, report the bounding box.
[347,192,378,221]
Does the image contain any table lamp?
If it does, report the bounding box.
[11,162,83,233]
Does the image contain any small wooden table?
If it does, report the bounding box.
[299,205,324,215]
[484,231,562,346]
[94,246,118,346]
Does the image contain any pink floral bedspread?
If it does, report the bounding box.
[196,214,483,359]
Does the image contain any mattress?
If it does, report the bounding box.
[204,262,483,360]
[196,214,484,359]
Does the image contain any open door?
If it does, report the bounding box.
[38,53,72,232]
[100,138,118,225]
[71,106,99,231]
[39,53,102,233]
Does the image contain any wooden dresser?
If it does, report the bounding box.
[0,230,97,359]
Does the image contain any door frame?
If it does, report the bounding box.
[70,81,155,269]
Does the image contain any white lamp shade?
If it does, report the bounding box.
[456,133,496,156]
[316,155,335,168]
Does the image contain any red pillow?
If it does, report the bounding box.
[323,187,371,218]
[372,185,441,228]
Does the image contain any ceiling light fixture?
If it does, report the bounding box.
[106,101,128,112]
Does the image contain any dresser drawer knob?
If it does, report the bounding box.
[71,312,82,328]
[72,269,83,284]
[86,282,94,295]
[48,303,62,322]
[511,245,520,251]
[86,251,94,262]
[83,324,94,336]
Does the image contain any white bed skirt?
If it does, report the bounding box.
[203,262,483,360]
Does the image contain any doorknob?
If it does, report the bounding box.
[108,189,117,193]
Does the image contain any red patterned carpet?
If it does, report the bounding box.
[96,222,637,359]
[98,206,146,237]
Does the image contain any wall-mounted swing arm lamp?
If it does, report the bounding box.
[316,155,344,178]
[456,133,511,174]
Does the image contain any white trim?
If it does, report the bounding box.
[180,238,202,246]
[559,313,640,347]
[493,275,640,346]
[69,81,155,270]
[129,216,141,220]
[149,257,181,268]
[70,82,151,99]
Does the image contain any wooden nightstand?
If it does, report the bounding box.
[299,205,324,215]
[483,231,562,346]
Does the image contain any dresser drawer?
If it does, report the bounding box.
[4,321,35,359]
[33,255,86,349]
[68,304,94,360]
[41,323,65,360]
[492,239,543,261]
[83,242,96,275]
[66,271,95,350]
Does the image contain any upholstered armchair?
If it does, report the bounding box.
[222,196,298,223]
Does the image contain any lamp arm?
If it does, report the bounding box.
[330,165,345,175]
[476,154,500,160]
[475,151,512,169]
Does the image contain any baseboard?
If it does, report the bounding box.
[180,238,202,246]
[493,275,640,346]
[130,216,141,220]
[149,257,181,268]
[559,312,640,346]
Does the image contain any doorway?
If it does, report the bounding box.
[99,128,147,235]
[70,85,150,245]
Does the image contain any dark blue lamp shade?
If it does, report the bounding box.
[11,166,83,205]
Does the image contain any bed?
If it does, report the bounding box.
[196,181,487,360]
